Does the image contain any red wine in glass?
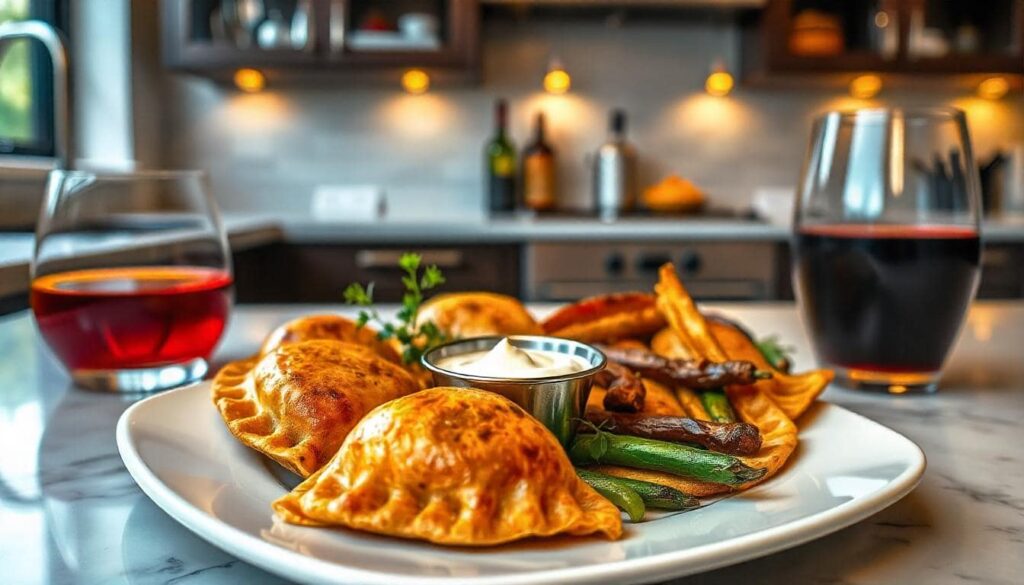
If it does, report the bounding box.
[32,266,233,371]
[794,224,980,389]
[31,170,233,392]
[793,108,982,393]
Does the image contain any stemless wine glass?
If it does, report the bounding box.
[793,107,982,394]
[30,170,233,393]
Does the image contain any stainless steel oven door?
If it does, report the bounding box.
[524,242,778,302]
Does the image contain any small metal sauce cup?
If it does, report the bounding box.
[421,336,607,447]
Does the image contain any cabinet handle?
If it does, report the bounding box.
[329,0,346,52]
[356,250,464,269]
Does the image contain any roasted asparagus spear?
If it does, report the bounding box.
[585,411,761,456]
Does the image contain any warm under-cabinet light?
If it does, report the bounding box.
[704,70,735,97]
[543,58,571,95]
[402,69,430,94]
[233,68,266,93]
[849,74,882,99]
[977,76,1010,100]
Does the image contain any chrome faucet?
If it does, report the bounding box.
[0,19,72,169]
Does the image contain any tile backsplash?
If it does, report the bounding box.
[114,16,1024,221]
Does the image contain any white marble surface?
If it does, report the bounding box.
[0,303,1022,584]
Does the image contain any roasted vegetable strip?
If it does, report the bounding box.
[585,411,762,456]
[699,389,737,423]
[674,387,710,420]
[577,469,646,522]
[570,432,767,485]
[596,345,770,390]
[542,293,666,343]
[595,361,647,413]
[655,264,801,485]
[577,468,698,511]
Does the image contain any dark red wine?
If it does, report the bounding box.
[32,266,232,370]
[794,224,980,374]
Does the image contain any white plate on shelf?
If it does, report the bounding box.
[117,382,925,585]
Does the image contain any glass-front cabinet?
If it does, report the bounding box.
[747,0,1024,74]
[161,0,479,74]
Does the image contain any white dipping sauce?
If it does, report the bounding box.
[437,338,589,378]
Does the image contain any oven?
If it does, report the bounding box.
[524,241,780,302]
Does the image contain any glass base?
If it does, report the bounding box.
[71,358,209,393]
[834,366,940,394]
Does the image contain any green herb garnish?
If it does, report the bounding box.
[343,252,447,364]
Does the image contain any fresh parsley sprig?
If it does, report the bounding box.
[343,252,447,365]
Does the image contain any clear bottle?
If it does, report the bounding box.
[593,109,637,219]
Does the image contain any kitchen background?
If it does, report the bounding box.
[3,0,1024,308]
[5,1,1024,219]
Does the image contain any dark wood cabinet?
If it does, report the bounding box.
[743,0,1024,79]
[161,0,480,80]
[233,243,521,303]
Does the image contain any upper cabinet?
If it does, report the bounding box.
[161,0,479,78]
[744,0,1024,77]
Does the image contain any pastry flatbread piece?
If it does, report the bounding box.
[274,387,622,545]
[212,340,418,477]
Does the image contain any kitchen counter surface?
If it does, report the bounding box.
[5,213,1024,301]
[0,215,281,299]
[264,213,1024,244]
[1,302,1021,585]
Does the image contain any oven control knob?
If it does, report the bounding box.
[604,253,625,276]
[636,253,672,273]
[680,251,702,275]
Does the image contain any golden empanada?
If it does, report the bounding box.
[273,387,622,545]
[415,292,542,339]
[260,314,401,364]
[212,340,418,477]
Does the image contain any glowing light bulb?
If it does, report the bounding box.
[401,69,430,95]
[543,68,571,94]
[233,68,265,93]
[705,70,734,97]
[849,74,882,99]
[977,77,1010,100]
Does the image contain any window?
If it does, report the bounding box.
[0,0,60,158]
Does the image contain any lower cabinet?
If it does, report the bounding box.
[233,244,521,303]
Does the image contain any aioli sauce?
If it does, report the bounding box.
[437,338,589,378]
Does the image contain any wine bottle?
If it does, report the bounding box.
[486,99,517,213]
[593,108,638,218]
[522,112,557,211]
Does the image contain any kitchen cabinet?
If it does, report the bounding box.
[742,0,1024,78]
[232,243,520,303]
[161,0,479,80]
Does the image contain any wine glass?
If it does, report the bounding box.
[793,107,982,394]
[31,170,233,393]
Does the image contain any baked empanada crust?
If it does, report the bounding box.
[260,314,401,364]
[212,340,418,477]
[273,387,622,545]
[415,292,542,339]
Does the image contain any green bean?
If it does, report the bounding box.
[570,432,766,485]
[699,389,737,423]
[577,468,698,511]
[576,469,645,522]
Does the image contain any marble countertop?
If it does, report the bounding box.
[1,302,1022,584]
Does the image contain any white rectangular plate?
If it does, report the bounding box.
[117,382,925,585]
